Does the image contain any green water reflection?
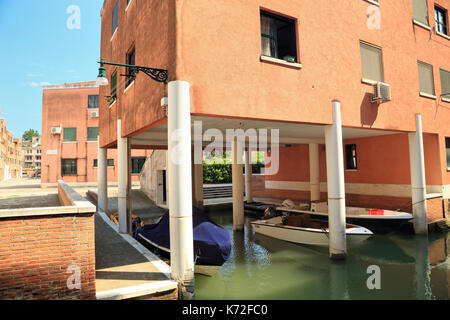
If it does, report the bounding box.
[195,209,449,300]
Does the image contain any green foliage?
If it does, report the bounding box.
[22,129,40,141]
[203,161,265,184]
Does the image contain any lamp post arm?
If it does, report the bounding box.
[97,60,168,84]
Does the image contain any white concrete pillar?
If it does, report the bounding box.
[408,114,428,235]
[324,100,347,260]
[244,150,253,203]
[168,81,195,299]
[117,119,131,234]
[97,143,108,213]
[309,143,320,202]
[232,137,245,231]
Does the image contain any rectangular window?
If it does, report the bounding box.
[126,47,136,87]
[93,159,98,168]
[446,138,450,169]
[112,0,119,37]
[107,159,114,167]
[260,11,298,62]
[110,71,117,104]
[63,128,77,142]
[62,159,77,176]
[131,157,146,174]
[87,127,99,141]
[418,61,435,96]
[440,68,450,101]
[360,42,384,82]
[435,6,448,34]
[412,0,429,26]
[88,95,99,109]
[345,144,358,170]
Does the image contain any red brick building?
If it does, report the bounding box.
[41,81,151,186]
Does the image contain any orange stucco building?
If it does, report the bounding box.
[41,81,151,186]
[99,0,449,221]
[0,119,23,181]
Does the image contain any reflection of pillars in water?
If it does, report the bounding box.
[414,235,431,300]
[329,261,349,300]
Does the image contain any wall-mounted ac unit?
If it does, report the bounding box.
[371,82,391,103]
[51,127,61,135]
[90,111,99,118]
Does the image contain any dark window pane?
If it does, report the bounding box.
[63,128,77,142]
[62,159,77,176]
[127,47,136,87]
[107,159,114,167]
[345,144,357,170]
[131,157,146,174]
[93,159,98,167]
[435,7,448,34]
[88,95,99,108]
[112,0,118,36]
[87,127,99,141]
[446,138,450,168]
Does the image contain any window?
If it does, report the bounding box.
[93,159,98,168]
[107,159,114,167]
[87,127,99,141]
[360,42,384,82]
[418,61,435,96]
[412,0,429,26]
[88,95,99,109]
[63,128,77,142]
[126,47,136,87]
[131,157,146,174]
[110,70,117,104]
[345,144,357,170]
[260,11,298,62]
[62,159,77,176]
[112,0,119,37]
[435,6,448,34]
[446,138,450,169]
[440,68,450,101]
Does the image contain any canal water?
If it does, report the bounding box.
[195,209,449,300]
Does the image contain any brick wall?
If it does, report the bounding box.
[0,212,95,299]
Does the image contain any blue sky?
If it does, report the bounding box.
[0,0,103,138]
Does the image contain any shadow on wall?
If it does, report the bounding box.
[360,92,379,127]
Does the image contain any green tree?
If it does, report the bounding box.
[22,129,40,141]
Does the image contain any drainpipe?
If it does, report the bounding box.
[408,114,428,235]
[117,119,131,234]
[309,143,320,202]
[232,136,245,231]
[97,141,108,213]
[168,80,195,299]
[324,100,347,260]
[244,150,253,203]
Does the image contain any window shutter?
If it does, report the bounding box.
[418,62,435,95]
[112,0,119,36]
[360,42,384,82]
[87,127,99,141]
[63,128,77,142]
[412,0,429,26]
[440,69,450,97]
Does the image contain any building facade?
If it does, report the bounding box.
[41,81,151,186]
[99,0,450,219]
[99,0,450,293]
[0,119,23,181]
[22,136,41,178]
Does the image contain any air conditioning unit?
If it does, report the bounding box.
[371,82,391,103]
[90,111,99,118]
[51,127,61,135]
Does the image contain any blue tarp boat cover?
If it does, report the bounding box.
[136,207,231,266]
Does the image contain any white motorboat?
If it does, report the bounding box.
[250,216,373,246]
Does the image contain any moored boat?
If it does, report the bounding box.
[250,215,373,246]
[135,207,231,276]
[276,202,413,233]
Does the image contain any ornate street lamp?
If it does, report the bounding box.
[96,59,168,86]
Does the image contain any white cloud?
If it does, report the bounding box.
[29,82,51,87]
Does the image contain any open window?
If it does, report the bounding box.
[260,10,298,62]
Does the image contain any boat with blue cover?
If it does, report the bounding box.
[135,207,231,276]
